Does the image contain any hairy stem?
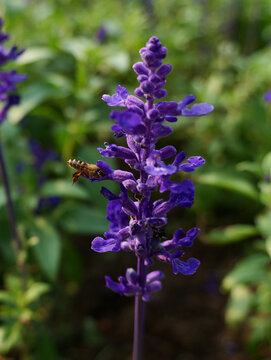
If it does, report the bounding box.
[0,137,21,251]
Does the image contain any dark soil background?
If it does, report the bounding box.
[60,237,263,360]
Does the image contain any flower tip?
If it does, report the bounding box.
[105,275,125,295]
[101,94,109,102]
[172,257,200,275]
[182,103,214,117]
[205,103,215,113]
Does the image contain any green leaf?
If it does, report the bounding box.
[58,205,108,234]
[61,37,95,60]
[225,284,253,326]
[197,172,259,200]
[256,211,271,237]
[0,292,14,303]
[0,323,22,354]
[223,254,270,291]
[24,283,50,304]
[105,51,130,72]
[206,224,260,245]
[259,182,271,207]
[249,316,271,350]
[0,187,19,210]
[262,152,271,177]
[40,180,90,200]
[8,83,66,124]
[265,237,271,259]
[17,47,55,65]
[236,161,262,177]
[30,218,61,281]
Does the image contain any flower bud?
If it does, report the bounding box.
[147,108,159,120]
[156,64,172,77]
[133,62,149,75]
[134,87,144,97]
[140,81,154,94]
[153,89,167,99]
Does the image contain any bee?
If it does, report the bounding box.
[67,159,105,184]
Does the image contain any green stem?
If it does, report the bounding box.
[0,135,21,251]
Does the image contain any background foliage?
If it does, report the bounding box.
[1,0,271,359]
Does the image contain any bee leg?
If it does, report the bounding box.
[72,171,82,184]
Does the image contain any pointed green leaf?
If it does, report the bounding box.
[265,237,271,259]
[206,224,260,245]
[59,205,108,234]
[198,172,259,200]
[223,254,270,291]
[256,211,271,237]
[262,152,271,177]
[17,47,55,65]
[236,161,262,177]
[0,323,22,354]
[8,83,67,124]
[40,180,90,200]
[225,284,253,325]
[24,283,50,304]
[31,218,61,281]
[259,182,271,207]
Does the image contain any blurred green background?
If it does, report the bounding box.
[1,0,271,359]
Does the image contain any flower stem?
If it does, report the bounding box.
[133,256,146,360]
[0,136,21,251]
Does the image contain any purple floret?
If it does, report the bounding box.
[172,257,200,275]
[102,85,129,107]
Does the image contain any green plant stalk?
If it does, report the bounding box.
[0,135,21,252]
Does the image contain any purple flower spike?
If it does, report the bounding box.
[84,35,214,360]
[82,37,213,320]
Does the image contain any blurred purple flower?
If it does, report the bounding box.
[29,139,61,213]
[94,26,107,44]
[0,18,27,124]
[264,91,271,102]
[29,139,59,170]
